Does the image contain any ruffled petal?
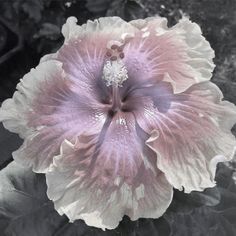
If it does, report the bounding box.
[129,16,168,32]
[62,16,136,43]
[46,112,173,230]
[123,16,215,93]
[0,60,108,172]
[0,60,64,139]
[139,81,236,193]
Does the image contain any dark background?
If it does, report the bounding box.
[0,0,236,235]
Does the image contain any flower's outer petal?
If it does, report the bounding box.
[135,81,236,193]
[46,112,173,230]
[0,60,64,139]
[40,52,58,63]
[129,16,167,31]
[0,60,108,172]
[62,16,136,43]
[171,17,215,81]
[124,16,215,93]
[61,17,80,42]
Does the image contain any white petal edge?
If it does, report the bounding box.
[0,60,65,139]
[46,139,173,230]
[61,16,137,44]
[145,82,236,193]
[131,16,215,93]
[173,17,215,81]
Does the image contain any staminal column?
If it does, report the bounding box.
[102,43,128,112]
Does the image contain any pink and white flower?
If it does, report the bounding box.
[0,16,236,230]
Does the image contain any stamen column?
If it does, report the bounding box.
[102,42,128,111]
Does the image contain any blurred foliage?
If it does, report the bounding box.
[86,0,145,20]
[0,124,22,171]
[165,164,236,236]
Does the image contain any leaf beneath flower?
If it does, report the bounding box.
[164,164,236,236]
[0,124,22,170]
[0,161,66,236]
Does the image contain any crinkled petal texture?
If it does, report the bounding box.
[122,16,215,94]
[46,113,173,229]
[0,15,236,230]
[0,60,108,172]
[143,82,236,193]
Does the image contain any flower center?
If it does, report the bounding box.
[102,43,128,112]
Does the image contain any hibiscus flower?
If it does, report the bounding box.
[0,16,236,230]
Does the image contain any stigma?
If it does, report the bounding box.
[102,42,128,87]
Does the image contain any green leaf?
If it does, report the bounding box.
[0,161,65,236]
[34,23,61,40]
[124,0,144,20]
[86,0,110,14]
[165,164,236,236]
[0,125,22,170]
[106,0,144,21]
[21,0,44,22]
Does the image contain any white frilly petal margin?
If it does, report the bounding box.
[0,60,64,139]
[0,58,108,173]
[61,16,137,44]
[128,16,215,93]
[172,17,215,83]
[145,82,236,193]
[46,139,173,230]
[0,60,71,172]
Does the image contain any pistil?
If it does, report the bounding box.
[111,83,122,111]
[102,43,128,111]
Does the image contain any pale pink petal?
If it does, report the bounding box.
[137,81,236,193]
[46,112,173,229]
[123,17,215,93]
[0,60,64,139]
[0,60,108,172]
